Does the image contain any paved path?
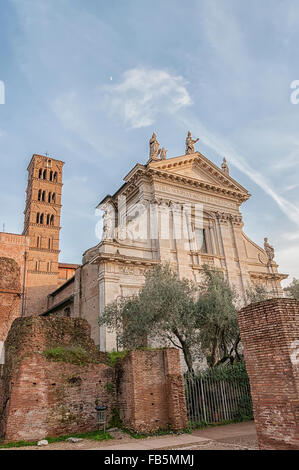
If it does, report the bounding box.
[89,434,211,451]
[2,421,258,451]
[90,421,257,451]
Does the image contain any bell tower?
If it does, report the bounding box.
[23,154,64,315]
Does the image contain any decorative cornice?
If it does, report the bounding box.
[214,211,243,225]
[90,251,158,268]
[27,270,59,275]
[148,168,249,203]
[28,223,61,231]
[29,247,60,254]
[249,271,288,281]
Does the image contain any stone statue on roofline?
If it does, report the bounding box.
[221,157,229,176]
[149,132,161,161]
[160,147,167,160]
[185,131,199,155]
[102,204,115,240]
[264,237,275,264]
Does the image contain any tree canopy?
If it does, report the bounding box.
[284,278,299,300]
[196,266,240,367]
[99,263,243,372]
[99,264,200,372]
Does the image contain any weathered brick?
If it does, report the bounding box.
[0,317,188,442]
[238,298,299,450]
[118,349,188,433]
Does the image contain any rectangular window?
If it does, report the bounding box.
[195,228,208,253]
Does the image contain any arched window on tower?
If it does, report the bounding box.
[36,212,40,224]
[46,214,50,225]
[53,172,57,182]
[38,190,42,201]
[50,215,54,226]
[48,238,52,249]
[42,191,45,202]
[43,169,47,180]
[48,192,52,203]
[52,193,56,203]
[37,236,40,248]
[38,169,42,179]
[49,171,53,182]
[40,213,44,224]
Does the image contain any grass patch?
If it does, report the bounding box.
[0,430,112,448]
[46,430,112,443]
[0,440,38,449]
[43,345,91,365]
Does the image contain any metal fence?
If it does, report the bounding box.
[184,370,253,425]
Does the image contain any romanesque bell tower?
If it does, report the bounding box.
[23,154,64,315]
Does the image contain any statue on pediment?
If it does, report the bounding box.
[160,147,167,160]
[264,237,275,264]
[149,133,161,161]
[221,158,229,175]
[185,131,199,155]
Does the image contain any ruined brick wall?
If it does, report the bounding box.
[0,317,188,442]
[0,232,29,343]
[118,349,188,433]
[0,317,115,442]
[238,298,299,450]
[0,257,21,345]
[0,233,28,287]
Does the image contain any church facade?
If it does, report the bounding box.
[46,133,288,351]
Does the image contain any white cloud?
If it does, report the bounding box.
[102,67,192,128]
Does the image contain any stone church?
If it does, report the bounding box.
[42,132,288,351]
[0,133,288,353]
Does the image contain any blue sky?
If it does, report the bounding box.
[0,0,298,284]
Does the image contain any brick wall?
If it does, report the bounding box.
[0,317,115,442]
[238,298,299,450]
[0,257,21,344]
[118,349,188,433]
[0,317,187,442]
[0,232,29,343]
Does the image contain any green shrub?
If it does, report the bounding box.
[43,345,91,365]
[106,350,129,367]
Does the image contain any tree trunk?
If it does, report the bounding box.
[182,344,194,374]
[173,329,194,374]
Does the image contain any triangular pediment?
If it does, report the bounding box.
[147,152,249,196]
[163,161,220,185]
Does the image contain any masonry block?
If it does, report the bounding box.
[118,348,188,433]
[238,298,299,450]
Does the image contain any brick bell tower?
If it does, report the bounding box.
[23,154,64,316]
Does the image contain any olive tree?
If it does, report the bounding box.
[284,278,299,300]
[196,265,240,367]
[99,263,200,372]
